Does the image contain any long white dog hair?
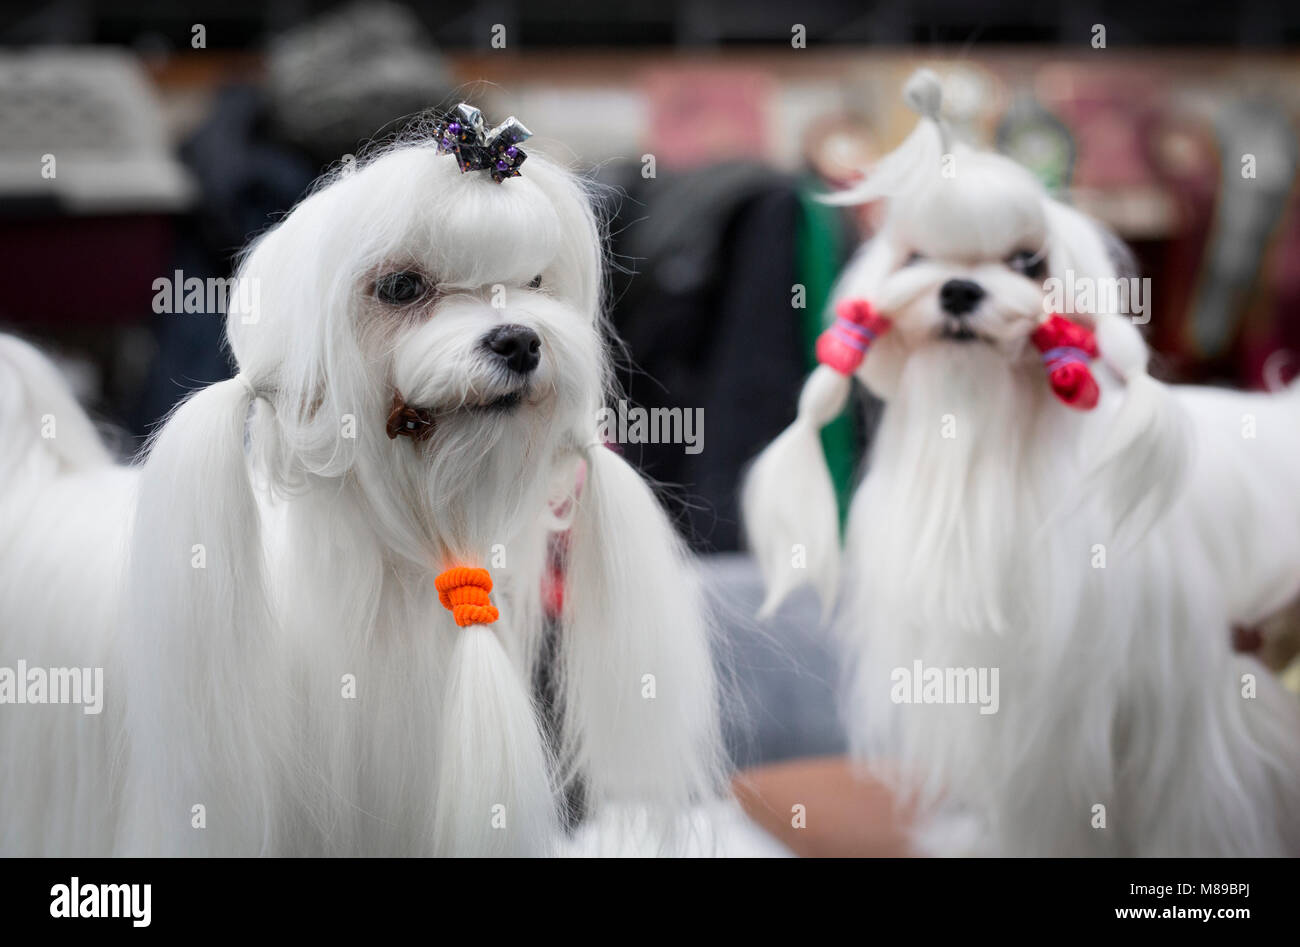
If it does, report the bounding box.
[0,119,723,856]
[744,71,1300,855]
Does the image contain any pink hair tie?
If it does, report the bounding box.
[816,298,892,375]
[1031,313,1100,411]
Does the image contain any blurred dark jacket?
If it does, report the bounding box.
[599,162,850,552]
[130,84,314,435]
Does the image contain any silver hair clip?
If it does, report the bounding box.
[433,103,532,183]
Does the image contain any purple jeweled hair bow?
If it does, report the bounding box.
[432,103,531,183]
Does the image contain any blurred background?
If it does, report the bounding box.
[4,1,1300,785]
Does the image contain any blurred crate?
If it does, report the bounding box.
[0,49,193,328]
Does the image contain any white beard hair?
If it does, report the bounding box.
[845,360,1300,856]
[834,269,1300,859]
[841,346,1123,853]
[845,344,1071,642]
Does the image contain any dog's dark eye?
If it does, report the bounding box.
[904,252,925,266]
[375,271,426,305]
[1007,250,1046,280]
[528,274,543,289]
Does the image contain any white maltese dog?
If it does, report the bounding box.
[0,106,722,856]
[745,72,1300,856]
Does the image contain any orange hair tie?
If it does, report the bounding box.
[434,566,500,627]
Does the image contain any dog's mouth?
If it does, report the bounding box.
[469,389,525,412]
[388,384,534,442]
[436,381,535,417]
[938,322,984,343]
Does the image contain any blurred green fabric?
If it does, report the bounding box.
[796,179,858,528]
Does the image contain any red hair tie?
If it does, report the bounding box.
[1031,314,1100,411]
[435,567,499,627]
[816,298,892,375]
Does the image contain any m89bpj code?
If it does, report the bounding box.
[1201,884,1249,897]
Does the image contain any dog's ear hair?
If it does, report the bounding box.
[742,366,850,616]
[556,444,725,850]
[1089,315,1192,537]
[121,378,290,854]
[1045,201,1191,536]
[1102,224,1141,282]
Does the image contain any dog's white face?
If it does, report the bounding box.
[839,149,1105,397]
[883,154,1049,352]
[228,143,605,559]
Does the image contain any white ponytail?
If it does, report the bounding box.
[558,442,724,851]
[121,376,290,855]
[433,613,558,856]
[742,365,852,616]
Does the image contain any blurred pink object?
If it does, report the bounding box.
[1037,65,1164,189]
[643,67,770,170]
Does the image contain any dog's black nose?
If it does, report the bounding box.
[939,279,985,316]
[482,324,541,374]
